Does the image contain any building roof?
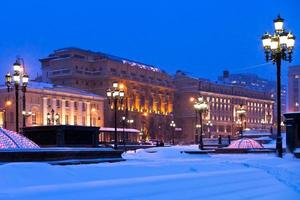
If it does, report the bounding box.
[0,81,105,100]
[43,47,165,74]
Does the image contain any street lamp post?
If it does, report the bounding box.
[206,120,213,138]
[106,81,125,149]
[170,120,176,145]
[193,97,209,150]
[121,116,126,149]
[236,104,246,138]
[5,59,29,132]
[47,109,59,125]
[262,15,296,158]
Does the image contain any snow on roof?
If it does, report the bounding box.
[99,127,140,133]
[27,81,104,99]
[242,130,271,136]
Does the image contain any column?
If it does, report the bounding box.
[43,97,48,125]
[61,99,66,125]
[78,101,83,125]
[70,100,74,125]
[86,102,91,126]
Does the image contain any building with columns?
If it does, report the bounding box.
[174,71,274,143]
[40,47,175,141]
[0,81,104,131]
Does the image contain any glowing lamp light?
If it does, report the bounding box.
[22,74,29,86]
[287,32,296,49]
[113,90,119,97]
[262,32,271,49]
[5,73,12,84]
[13,61,21,73]
[13,72,20,83]
[112,81,118,89]
[279,31,288,46]
[119,90,125,98]
[274,15,284,32]
[270,36,279,50]
[5,100,12,106]
[106,89,112,97]
[119,83,124,89]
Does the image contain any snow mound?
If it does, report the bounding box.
[228,138,263,149]
[0,128,39,149]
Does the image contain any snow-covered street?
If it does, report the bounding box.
[0,146,299,200]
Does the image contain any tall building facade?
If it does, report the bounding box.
[288,65,300,112]
[175,71,274,143]
[40,47,175,141]
[218,70,287,116]
[0,81,104,131]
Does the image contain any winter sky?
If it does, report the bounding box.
[0,0,299,84]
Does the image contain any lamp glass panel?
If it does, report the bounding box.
[271,39,279,50]
[274,21,283,32]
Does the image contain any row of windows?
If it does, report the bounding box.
[46,99,100,111]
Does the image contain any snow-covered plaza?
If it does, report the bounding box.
[0,146,299,200]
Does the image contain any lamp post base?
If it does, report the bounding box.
[276,136,283,158]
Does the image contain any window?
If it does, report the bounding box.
[56,100,60,107]
[65,101,69,107]
[74,102,78,110]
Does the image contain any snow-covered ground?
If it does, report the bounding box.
[0,145,299,200]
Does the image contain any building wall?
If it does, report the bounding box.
[174,72,274,143]
[288,65,300,112]
[0,87,104,132]
[40,48,175,141]
[218,70,287,116]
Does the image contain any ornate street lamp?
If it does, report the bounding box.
[193,97,209,150]
[5,59,29,132]
[121,115,126,149]
[206,120,213,138]
[262,15,295,158]
[169,120,176,145]
[47,112,51,125]
[55,113,60,125]
[236,104,246,138]
[106,81,125,149]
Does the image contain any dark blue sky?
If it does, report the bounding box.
[0,0,299,84]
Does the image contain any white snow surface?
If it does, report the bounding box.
[0,145,299,200]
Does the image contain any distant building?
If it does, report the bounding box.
[40,47,175,141]
[0,81,104,131]
[288,65,300,112]
[174,71,274,143]
[218,70,287,118]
